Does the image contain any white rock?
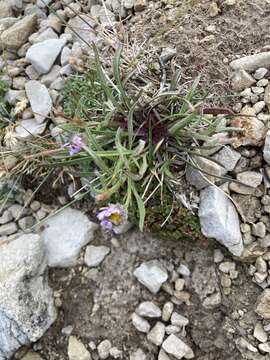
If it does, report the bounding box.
[129,349,146,360]
[254,322,268,343]
[254,68,268,80]
[133,260,168,294]
[0,234,56,359]
[171,312,189,327]
[132,313,150,333]
[259,343,270,353]
[165,325,181,335]
[68,336,91,360]
[162,334,194,359]
[199,186,243,256]
[158,349,171,360]
[263,130,270,165]
[40,208,98,267]
[231,69,256,92]
[230,52,270,72]
[84,245,110,267]
[212,146,241,174]
[61,46,72,66]
[147,322,166,346]
[135,301,161,318]
[162,302,174,322]
[177,264,190,277]
[97,340,111,359]
[26,38,66,75]
[25,81,52,123]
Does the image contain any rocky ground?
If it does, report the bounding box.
[2,0,270,360]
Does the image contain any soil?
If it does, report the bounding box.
[28,229,260,360]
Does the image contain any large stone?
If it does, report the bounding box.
[162,334,194,359]
[84,245,110,267]
[40,208,98,267]
[26,38,66,75]
[25,81,52,123]
[0,14,36,50]
[230,52,270,72]
[0,234,56,359]
[186,156,222,190]
[199,186,243,256]
[133,260,168,294]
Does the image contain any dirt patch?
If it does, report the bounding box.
[34,230,261,359]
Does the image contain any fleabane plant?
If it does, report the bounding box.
[2,44,235,233]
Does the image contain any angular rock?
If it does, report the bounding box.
[68,336,91,360]
[230,52,270,72]
[65,15,98,46]
[30,27,58,44]
[0,2,13,19]
[133,260,168,294]
[158,349,171,360]
[0,222,17,236]
[171,312,189,327]
[147,322,166,346]
[186,156,222,190]
[199,186,243,256]
[231,69,256,92]
[40,208,98,267]
[84,245,110,267]
[26,38,66,75]
[97,340,111,360]
[15,118,46,138]
[25,81,52,123]
[129,349,146,360]
[254,68,268,80]
[263,130,270,165]
[135,301,161,318]
[91,5,116,27]
[0,234,56,359]
[256,289,270,319]
[254,322,268,343]
[0,14,36,50]
[162,334,193,360]
[162,302,174,322]
[132,313,150,333]
[212,146,241,174]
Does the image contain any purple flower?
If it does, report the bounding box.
[64,135,83,155]
[97,204,127,233]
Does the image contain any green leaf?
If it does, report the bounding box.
[131,183,145,231]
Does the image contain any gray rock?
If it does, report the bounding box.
[30,28,58,44]
[252,222,266,238]
[24,4,47,19]
[231,69,256,92]
[263,130,270,165]
[41,65,61,87]
[0,210,13,224]
[84,245,110,267]
[65,15,98,46]
[186,156,222,190]
[147,322,166,346]
[135,301,161,318]
[237,170,263,187]
[26,38,66,75]
[40,208,98,267]
[68,336,91,360]
[18,216,35,231]
[254,68,268,80]
[5,89,25,105]
[8,204,27,219]
[15,118,47,138]
[230,52,270,72]
[171,312,189,327]
[0,17,18,31]
[162,334,194,360]
[212,146,241,174]
[91,5,116,27]
[0,222,17,236]
[97,340,111,360]
[176,264,190,277]
[199,186,243,256]
[0,14,36,49]
[165,325,181,335]
[256,290,270,319]
[253,100,266,114]
[25,81,52,123]
[133,260,168,294]
[0,234,56,359]
[202,291,222,308]
[61,46,72,66]
[132,313,150,333]
[37,0,53,8]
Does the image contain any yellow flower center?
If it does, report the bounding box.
[109,212,123,225]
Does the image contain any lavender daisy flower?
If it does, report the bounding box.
[97,204,128,233]
[64,134,83,156]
